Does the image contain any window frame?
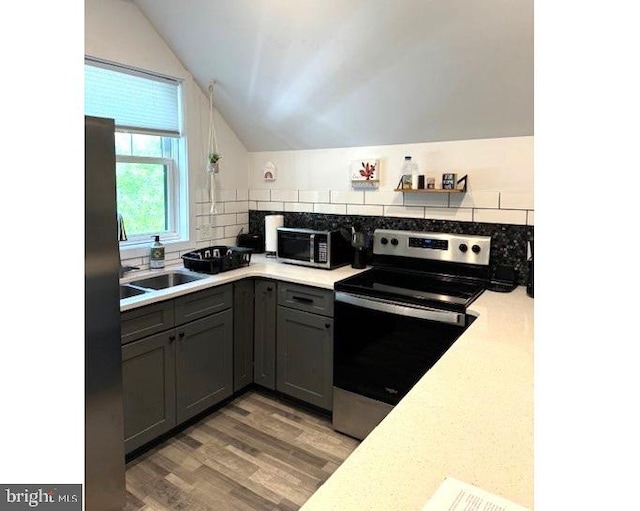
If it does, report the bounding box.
[115,152,179,243]
[85,57,191,253]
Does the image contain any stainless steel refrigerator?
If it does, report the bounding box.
[85,115,125,510]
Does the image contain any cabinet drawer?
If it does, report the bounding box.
[278,282,334,317]
[121,300,174,345]
[174,285,232,326]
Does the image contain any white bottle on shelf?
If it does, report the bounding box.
[402,156,419,189]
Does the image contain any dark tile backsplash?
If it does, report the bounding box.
[249,211,534,285]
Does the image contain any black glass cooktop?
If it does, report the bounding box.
[334,267,487,312]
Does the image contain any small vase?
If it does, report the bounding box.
[207,162,219,174]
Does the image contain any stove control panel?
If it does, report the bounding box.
[373,229,491,266]
[408,237,449,250]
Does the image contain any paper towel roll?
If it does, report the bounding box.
[265,214,284,255]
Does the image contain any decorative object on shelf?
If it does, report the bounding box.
[351,159,380,189]
[442,173,457,190]
[455,174,468,191]
[418,175,425,189]
[263,161,277,181]
[396,174,413,190]
[206,81,221,214]
[394,174,468,193]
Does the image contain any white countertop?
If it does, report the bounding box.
[120,257,534,510]
[300,286,534,511]
[119,254,368,312]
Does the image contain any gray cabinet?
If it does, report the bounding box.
[276,283,335,410]
[121,330,176,454]
[233,280,254,392]
[121,284,233,454]
[254,279,277,389]
[176,309,233,423]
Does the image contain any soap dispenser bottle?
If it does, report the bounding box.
[150,235,165,269]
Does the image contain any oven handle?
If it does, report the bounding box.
[334,291,466,326]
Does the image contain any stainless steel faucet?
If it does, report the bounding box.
[117,213,139,277]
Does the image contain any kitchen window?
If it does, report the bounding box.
[84,57,187,246]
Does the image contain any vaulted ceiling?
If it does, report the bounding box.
[133,0,533,152]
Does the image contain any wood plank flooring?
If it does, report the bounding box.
[125,390,360,511]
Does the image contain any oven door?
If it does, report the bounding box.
[332,292,473,438]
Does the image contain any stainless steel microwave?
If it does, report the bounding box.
[276,227,353,269]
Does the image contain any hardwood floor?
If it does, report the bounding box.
[125,390,360,511]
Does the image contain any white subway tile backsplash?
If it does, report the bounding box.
[450,191,500,209]
[217,237,238,246]
[249,189,271,201]
[248,201,257,210]
[215,189,237,202]
[364,190,403,206]
[347,205,384,217]
[299,190,330,203]
[236,212,249,224]
[271,189,299,202]
[474,209,527,225]
[424,207,473,222]
[500,192,534,210]
[257,201,284,211]
[403,193,449,208]
[331,190,364,204]
[224,201,249,214]
[211,214,237,227]
[285,202,314,213]
[210,226,225,239]
[236,189,249,201]
[314,203,347,214]
[384,205,425,218]
[527,210,534,225]
[225,225,245,239]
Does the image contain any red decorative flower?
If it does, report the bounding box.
[359,162,376,180]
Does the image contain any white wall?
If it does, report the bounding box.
[85,0,533,272]
[85,0,250,267]
[248,136,534,226]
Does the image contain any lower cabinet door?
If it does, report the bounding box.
[233,280,254,392]
[254,280,277,389]
[276,307,334,410]
[175,309,233,424]
[122,332,176,454]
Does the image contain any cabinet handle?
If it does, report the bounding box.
[169,334,176,342]
[267,286,273,292]
[178,332,185,339]
[325,323,331,329]
[293,295,313,304]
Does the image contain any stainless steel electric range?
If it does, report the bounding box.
[332,228,492,440]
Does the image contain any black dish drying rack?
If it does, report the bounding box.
[182,246,253,275]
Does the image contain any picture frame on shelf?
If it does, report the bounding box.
[351,159,380,189]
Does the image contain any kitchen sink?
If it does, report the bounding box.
[127,271,207,290]
[120,284,148,299]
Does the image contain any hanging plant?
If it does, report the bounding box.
[207,82,220,213]
[207,151,221,173]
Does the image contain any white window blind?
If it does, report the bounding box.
[84,58,181,136]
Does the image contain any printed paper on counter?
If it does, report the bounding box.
[421,477,530,511]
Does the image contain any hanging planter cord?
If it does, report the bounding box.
[207,81,219,214]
